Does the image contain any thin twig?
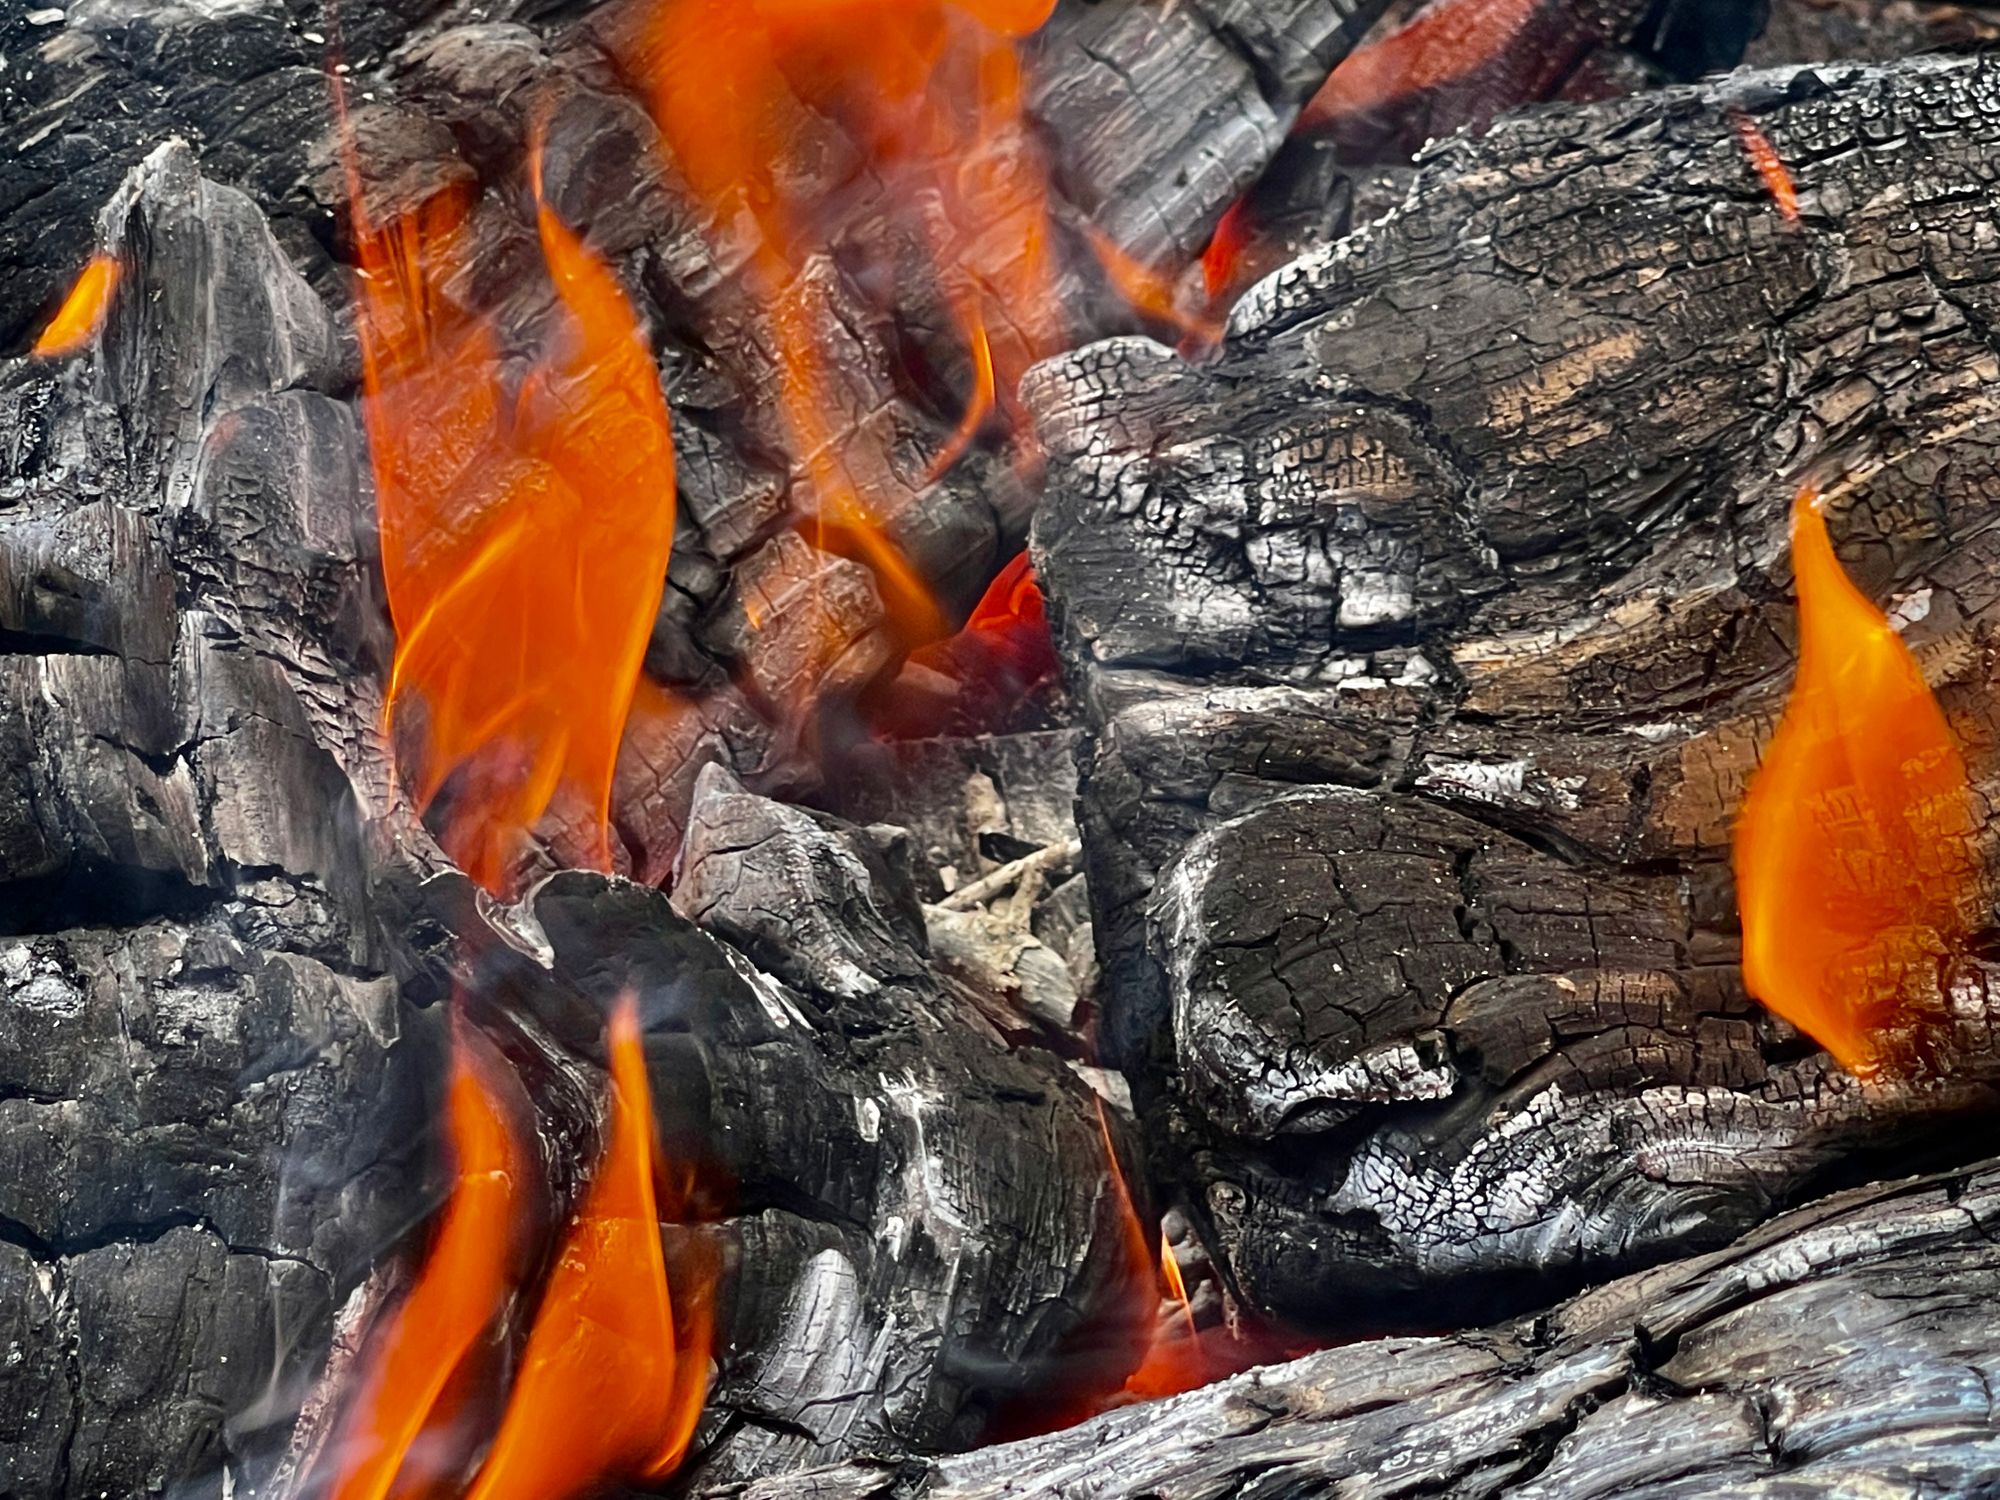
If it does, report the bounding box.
[938,838,1083,911]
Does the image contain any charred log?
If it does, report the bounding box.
[710,1156,2000,1499]
[1027,51,2000,1338]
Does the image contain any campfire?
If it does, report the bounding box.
[7,0,2000,1496]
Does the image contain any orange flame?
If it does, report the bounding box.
[351,146,678,894]
[465,993,714,1499]
[1732,112,1801,226]
[1085,227,1225,354]
[1121,1226,1204,1402]
[1734,485,1980,1074]
[631,0,1073,645]
[1200,195,1257,309]
[32,252,120,358]
[1095,1100,1207,1406]
[319,1010,534,1500]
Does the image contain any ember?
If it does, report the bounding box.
[1733,111,1801,225]
[1734,484,1980,1074]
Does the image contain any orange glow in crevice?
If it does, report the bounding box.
[1199,195,1257,312]
[318,1008,535,1500]
[349,135,678,895]
[1120,1224,1206,1403]
[32,252,120,359]
[1734,485,1980,1074]
[1297,0,1565,146]
[465,993,715,1500]
[1097,1101,1209,1408]
[872,550,1061,737]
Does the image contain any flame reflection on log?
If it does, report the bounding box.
[1733,484,1980,1074]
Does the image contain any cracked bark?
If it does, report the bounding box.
[1025,50,2000,1340]
[0,29,1174,1483]
[6,0,1996,1495]
[707,1157,2000,1498]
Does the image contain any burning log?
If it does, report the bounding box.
[0,141,436,1496]
[1028,50,2000,1338]
[710,1156,2000,1498]
[9,0,2000,1494]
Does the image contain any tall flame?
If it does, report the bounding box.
[632,0,1068,644]
[465,993,713,1499]
[32,252,120,359]
[1734,485,1980,1074]
[318,995,713,1498]
[319,1010,533,1500]
[352,149,678,893]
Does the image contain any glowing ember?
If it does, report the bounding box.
[319,1011,533,1500]
[873,550,1061,736]
[351,151,677,894]
[465,993,713,1499]
[1298,0,1557,145]
[1732,112,1801,226]
[1200,195,1256,308]
[1733,485,1979,1074]
[32,252,120,359]
[1121,1226,1205,1402]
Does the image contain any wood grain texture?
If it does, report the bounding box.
[1027,52,2000,1338]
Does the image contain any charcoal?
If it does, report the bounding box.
[712,1159,2000,1500]
[1028,0,1388,266]
[16,4,2000,1496]
[434,789,1154,1485]
[62,1228,337,1500]
[0,141,439,1500]
[607,679,784,887]
[703,531,897,766]
[0,915,432,1498]
[1026,54,2000,1338]
[830,730,1082,901]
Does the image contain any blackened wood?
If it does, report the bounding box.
[709,1157,2000,1499]
[0,143,438,1497]
[1749,0,2000,63]
[425,771,1153,1487]
[1027,52,2000,1338]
